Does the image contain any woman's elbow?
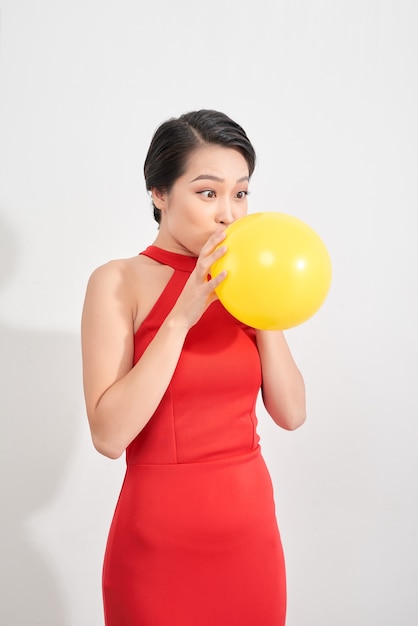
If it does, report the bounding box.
[86,405,127,459]
[91,433,125,459]
[280,409,307,431]
[267,403,307,431]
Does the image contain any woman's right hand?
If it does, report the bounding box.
[167,229,228,330]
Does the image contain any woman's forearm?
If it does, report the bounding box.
[256,329,306,430]
[87,316,188,459]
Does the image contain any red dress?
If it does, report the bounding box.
[102,246,286,626]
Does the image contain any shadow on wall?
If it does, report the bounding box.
[0,214,79,626]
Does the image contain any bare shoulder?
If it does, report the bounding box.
[83,257,139,324]
[84,254,173,332]
[87,256,137,285]
[85,255,150,297]
[89,253,166,280]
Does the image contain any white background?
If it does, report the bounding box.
[1,1,417,624]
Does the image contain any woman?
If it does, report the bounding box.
[81,109,306,626]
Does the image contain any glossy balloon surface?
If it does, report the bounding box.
[211,212,332,329]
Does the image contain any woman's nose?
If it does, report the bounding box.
[216,199,234,225]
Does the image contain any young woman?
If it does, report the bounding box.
[81,110,306,626]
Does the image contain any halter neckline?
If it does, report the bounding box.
[141,245,198,272]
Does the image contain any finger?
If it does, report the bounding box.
[196,243,227,279]
[208,244,227,271]
[207,268,227,290]
[200,229,226,256]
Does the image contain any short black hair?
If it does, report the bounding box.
[144,110,256,224]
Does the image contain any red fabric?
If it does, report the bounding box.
[102,246,286,626]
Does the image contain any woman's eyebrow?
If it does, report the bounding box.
[189,174,249,183]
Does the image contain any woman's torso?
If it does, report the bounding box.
[124,246,262,465]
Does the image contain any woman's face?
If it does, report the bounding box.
[152,145,250,255]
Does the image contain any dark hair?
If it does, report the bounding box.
[143,109,256,224]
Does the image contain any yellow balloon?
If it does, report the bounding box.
[211,212,332,330]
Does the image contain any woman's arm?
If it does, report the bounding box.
[256,330,306,430]
[81,231,227,459]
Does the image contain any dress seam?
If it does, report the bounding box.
[168,384,178,463]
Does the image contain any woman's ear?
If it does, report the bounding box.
[151,187,166,210]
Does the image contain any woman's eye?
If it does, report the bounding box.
[198,190,216,199]
[236,190,248,199]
